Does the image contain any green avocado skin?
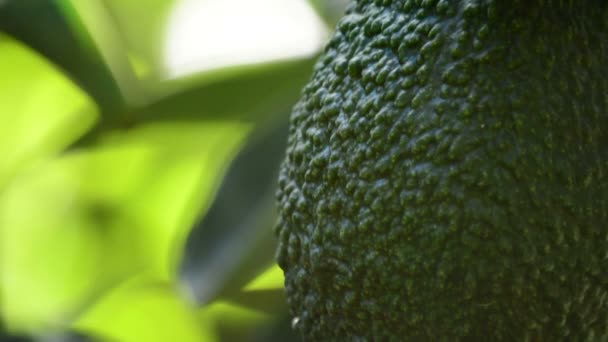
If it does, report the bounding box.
[275,0,608,340]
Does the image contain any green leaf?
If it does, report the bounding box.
[142,58,316,123]
[0,33,97,189]
[198,301,272,342]
[74,276,215,342]
[66,0,148,107]
[83,121,251,281]
[242,264,285,291]
[250,314,302,342]
[0,2,322,337]
[0,0,126,117]
[0,121,249,333]
[223,289,288,316]
[98,0,175,80]
[179,117,290,305]
[308,0,350,27]
[36,330,105,342]
[0,161,105,332]
[197,296,299,342]
[0,334,32,342]
[71,57,315,147]
[0,319,33,342]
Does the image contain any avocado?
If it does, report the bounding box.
[275,0,608,340]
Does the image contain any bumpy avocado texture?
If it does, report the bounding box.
[275,0,608,340]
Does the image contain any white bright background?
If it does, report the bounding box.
[164,0,329,77]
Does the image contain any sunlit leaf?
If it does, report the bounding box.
[0,161,104,332]
[198,301,271,342]
[0,33,97,188]
[98,121,253,279]
[74,276,214,342]
[243,264,284,291]
[0,121,249,333]
[180,117,289,305]
[94,122,251,280]
[0,0,125,117]
[0,1,326,339]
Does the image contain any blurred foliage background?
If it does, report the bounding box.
[0,0,348,340]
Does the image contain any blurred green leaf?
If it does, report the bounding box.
[0,121,249,333]
[72,57,315,147]
[251,314,302,342]
[0,320,33,342]
[224,289,287,316]
[86,122,251,281]
[308,0,350,27]
[67,0,148,106]
[243,264,284,291]
[74,276,215,342]
[0,33,97,188]
[0,1,326,339]
[0,49,310,334]
[198,301,272,342]
[0,161,105,332]
[141,58,316,123]
[0,0,126,117]
[0,334,32,342]
[99,0,174,80]
[179,117,289,305]
[37,330,102,342]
